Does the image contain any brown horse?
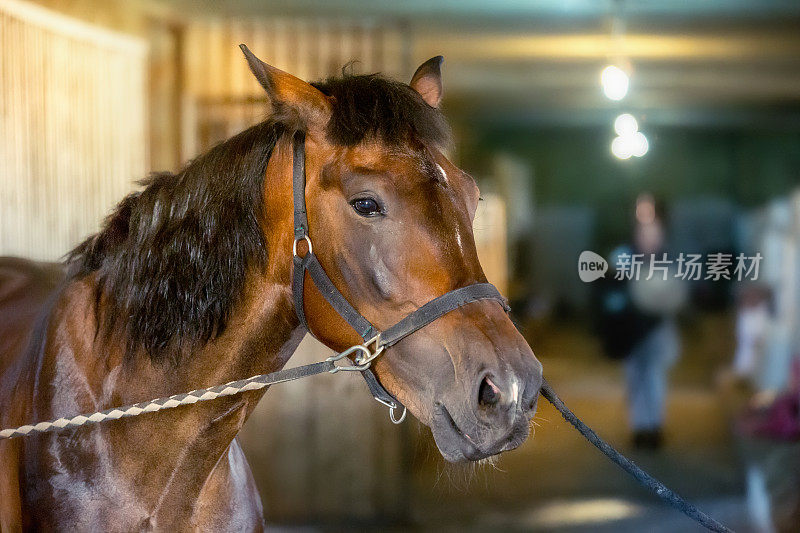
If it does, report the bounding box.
[0,48,542,530]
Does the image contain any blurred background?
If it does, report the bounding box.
[2,0,800,531]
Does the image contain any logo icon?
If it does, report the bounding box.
[578,251,608,282]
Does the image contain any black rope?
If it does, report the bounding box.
[540,379,734,533]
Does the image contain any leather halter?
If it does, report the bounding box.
[290,131,509,423]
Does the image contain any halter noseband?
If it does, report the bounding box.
[290,131,509,423]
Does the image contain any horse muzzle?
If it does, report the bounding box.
[430,358,543,462]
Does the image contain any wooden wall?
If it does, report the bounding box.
[0,0,148,260]
[474,194,508,294]
[180,18,409,160]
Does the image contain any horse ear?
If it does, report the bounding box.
[410,56,444,108]
[239,44,330,125]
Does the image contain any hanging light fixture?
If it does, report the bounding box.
[604,2,648,160]
[611,113,648,160]
[601,65,629,101]
[601,1,631,102]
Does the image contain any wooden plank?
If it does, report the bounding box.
[0,0,145,53]
[0,1,147,260]
[148,21,181,172]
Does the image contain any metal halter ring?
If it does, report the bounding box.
[389,406,407,424]
[374,396,407,424]
[292,235,313,257]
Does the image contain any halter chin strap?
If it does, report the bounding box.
[290,131,509,423]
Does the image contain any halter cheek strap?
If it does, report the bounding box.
[290,131,509,423]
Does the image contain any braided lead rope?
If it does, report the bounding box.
[0,360,334,440]
[0,363,736,531]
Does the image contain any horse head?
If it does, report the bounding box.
[245,47,543,462]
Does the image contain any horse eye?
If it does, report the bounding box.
[350,197,382,217]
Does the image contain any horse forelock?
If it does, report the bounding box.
[312,73,451,148]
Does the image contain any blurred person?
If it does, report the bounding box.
[716,283,772,430]
[732,284,772,383]
[597,194,687,449]
[734,284,800,441]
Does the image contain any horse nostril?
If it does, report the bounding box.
[478,375,502,407]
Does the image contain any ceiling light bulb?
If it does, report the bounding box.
[601,65,629,101]
[631,132,649,157]
[614,113,638,136]
[611,136,633,160]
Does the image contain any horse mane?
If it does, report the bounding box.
[67,72,449,366]
[67,121,279,365]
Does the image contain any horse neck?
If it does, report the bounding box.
[23,136,304,522]
[36,134,300,435]
[106,134,302,402]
